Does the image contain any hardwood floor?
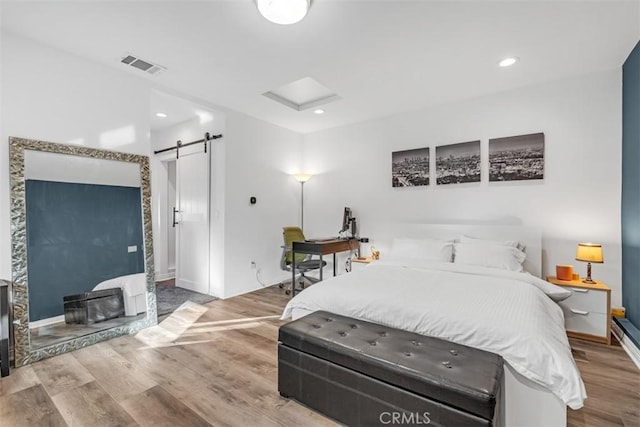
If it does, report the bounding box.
[0,285,638,426]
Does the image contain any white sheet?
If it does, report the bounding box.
[282,259,586,410]
[93,273,147,316]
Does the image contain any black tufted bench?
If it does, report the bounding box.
[278,311,503,426]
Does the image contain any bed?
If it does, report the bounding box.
[281,224,586,427]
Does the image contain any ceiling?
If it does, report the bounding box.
[2,1,639,134]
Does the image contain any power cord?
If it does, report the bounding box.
[255,268,271,287]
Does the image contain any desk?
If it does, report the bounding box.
[291,238,359,297]
[0,280,9,377]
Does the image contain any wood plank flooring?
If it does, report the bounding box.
[0,285,638,426]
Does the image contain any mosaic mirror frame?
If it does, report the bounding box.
[9,137,157,366]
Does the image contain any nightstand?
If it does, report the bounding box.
[350,256,376,272]
[547,276,611,345]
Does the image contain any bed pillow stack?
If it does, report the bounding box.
[390,237,454,262]
[453,236,526,272]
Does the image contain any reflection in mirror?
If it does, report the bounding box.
[10,138,157,366]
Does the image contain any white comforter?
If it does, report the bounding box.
[282,260,587,409]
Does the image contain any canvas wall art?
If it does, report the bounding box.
[392,147,430,187]
[435,140,481,185]
[489,133,544,181]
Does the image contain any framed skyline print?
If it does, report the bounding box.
[489,133,544,181]
[392,147,430,187]
[435,140,481,185]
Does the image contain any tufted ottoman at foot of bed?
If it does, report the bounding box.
[278,311,503,427]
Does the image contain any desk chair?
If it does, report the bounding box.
[279,226,327,295]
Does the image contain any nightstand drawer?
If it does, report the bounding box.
[560,287,607,314]
[562,309,608,338]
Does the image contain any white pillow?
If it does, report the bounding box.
[453,242,526,272]
[459,235,526,252]
[390,238,453,262]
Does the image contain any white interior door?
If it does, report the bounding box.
[175,144,210,294]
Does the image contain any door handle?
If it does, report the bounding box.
[570,309,589,315]
[172,207,180,227]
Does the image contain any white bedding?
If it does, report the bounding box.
[282,259,587,410]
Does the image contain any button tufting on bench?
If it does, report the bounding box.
[278,311,503,426]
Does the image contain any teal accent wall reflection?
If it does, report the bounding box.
[622,40,640,329]
[26,180,144,322]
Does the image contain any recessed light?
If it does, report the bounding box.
[313,109,325,115]
[499,57,519,67]
[155,112,168,118]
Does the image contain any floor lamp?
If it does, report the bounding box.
[293,174,311,232]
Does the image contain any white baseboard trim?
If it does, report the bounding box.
[154,271,176,282]
[612,323,640,370]
[30,315,65,329]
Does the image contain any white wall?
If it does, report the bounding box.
[150,109,303,299]
[0,31,152,280]
[167,161,176,271]
[303,70,624,306]
[25,150,141,187]
[1,33,303,300]
[222,112,303,298]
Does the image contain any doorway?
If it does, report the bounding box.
[150,90,219,297]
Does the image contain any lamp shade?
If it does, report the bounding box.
[256,0,310,25]
[293,173,312,183]
[575,243,603,263]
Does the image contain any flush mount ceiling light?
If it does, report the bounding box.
[155,112,168,118]
[256,0,310,25]
[499,57,519,67]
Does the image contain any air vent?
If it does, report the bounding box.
[120,54,166,75]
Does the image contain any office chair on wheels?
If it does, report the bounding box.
[279,226,327,295]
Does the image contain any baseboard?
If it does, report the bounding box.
[30,315,65,328]
[612,318,640,370]
[154,271,175,282]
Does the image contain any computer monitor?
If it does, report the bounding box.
[341,207,352,233]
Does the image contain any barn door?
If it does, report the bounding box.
[175,144,210,294]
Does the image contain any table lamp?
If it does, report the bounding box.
[575,243,603,284]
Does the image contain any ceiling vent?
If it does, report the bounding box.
[120,54,166,75]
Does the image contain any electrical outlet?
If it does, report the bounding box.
[251,261,257,269]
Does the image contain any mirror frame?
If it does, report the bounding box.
[9,137,157,366]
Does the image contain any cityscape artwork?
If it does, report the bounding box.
[436,140,481,185]
[392,147,430,187]
[489,133,544,181]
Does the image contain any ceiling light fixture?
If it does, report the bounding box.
[313,109,325,115]
[256,0,310,25]
[499,57,519,67]
[155,112,168,118]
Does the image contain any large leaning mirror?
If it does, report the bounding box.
[10,137,157,366]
